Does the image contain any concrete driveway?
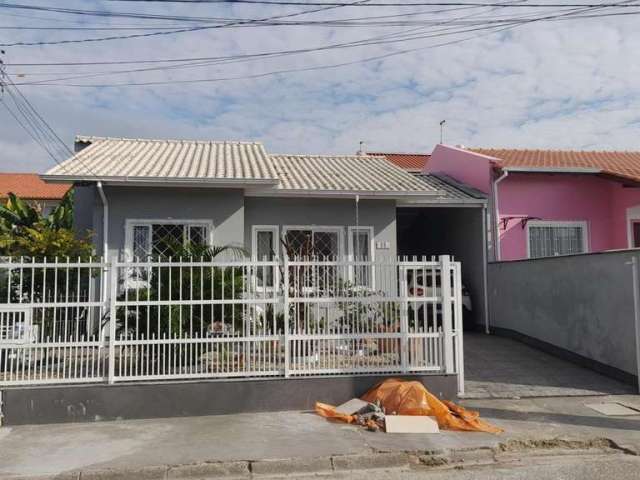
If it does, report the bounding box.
[463,333,635,399]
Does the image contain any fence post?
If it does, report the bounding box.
[399,262,409,373]
[107,258,117,384]
[454,262,465,395]
[440,255,455,374]
[283,256,290,378]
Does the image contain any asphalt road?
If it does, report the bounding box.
[287,454,640,480]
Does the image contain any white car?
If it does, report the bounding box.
[406,270,473,329]
[407,270,472,311]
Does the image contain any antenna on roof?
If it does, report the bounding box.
[357,141,365,156]
[439,120,446,144]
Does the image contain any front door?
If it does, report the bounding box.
[633,221,640,248]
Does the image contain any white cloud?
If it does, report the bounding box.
[0,1,639,173]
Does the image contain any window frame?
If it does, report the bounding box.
[124,218,214,260]
[251,225,280,260]
[251,225,280,291]
[526,220,588,259]
[281,225,344,259]
[626,205,640,249]
[630,220,640,249]
[347,226,375,288]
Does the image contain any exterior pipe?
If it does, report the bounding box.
[96,181,109,261]
[95,181,110,346]
[96,181,109,313]
[492,170,509,261]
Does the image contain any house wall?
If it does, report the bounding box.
[488,250,639,383]
[498,174,617,261]
[425,145,493,194]
[426,145,640,260]
[93,186,245,259]
[73,184,96,237]
[78,188,397,259]
[243,197,397,259]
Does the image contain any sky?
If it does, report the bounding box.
[0,1,639,173]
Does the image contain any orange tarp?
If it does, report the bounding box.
[316,378,502,434]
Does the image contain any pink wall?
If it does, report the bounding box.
[426,145,640,260]
[498,174,640,260]
[426,144,493,194]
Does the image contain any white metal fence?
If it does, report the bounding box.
[0,256,464,391]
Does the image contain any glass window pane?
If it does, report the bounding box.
[352,229,371,287]
[255,230,275,287]
[133,225,150,259]
[188,225,207,246]
[285,230,312,258]
[256,230,275,260]
[529,225,584,259]
[151,224,185,258]
[354,231,370,260]
[313,231,339,258]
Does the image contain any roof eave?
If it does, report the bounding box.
[397,198,486,207]
[246,189,444,200]
[40,175,280,187]
[501,166,602,174]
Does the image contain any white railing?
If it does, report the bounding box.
[0,256,464,389]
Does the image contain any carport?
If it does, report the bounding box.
[398,173,489,332]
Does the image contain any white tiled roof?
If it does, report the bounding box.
[44,136,278,183]
[269,154,438,193]
[43,136,441,196]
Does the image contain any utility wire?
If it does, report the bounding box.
[9,2,636,86]
[1,72,101,175]
[0,0,372,46]
[7,1,525,83]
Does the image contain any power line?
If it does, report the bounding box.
[5,1,529,84]
[8,1,637,85]
[0,0,372,47]
[1,69,101,175]
[102,0,640,6]
[1,98,63,165]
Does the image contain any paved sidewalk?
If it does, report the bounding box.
[0,394,638,478]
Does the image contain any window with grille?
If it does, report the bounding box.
[126,221,211,259]
[349,227,374,287]
[252,226,278,288]
[527,222,587,259]
[283,227,341,259]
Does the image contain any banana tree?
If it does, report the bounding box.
[0,193,40,233]
[0,190,74,233]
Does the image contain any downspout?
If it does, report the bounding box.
[96,182,109,309]
[492,170,509,261]
[96,181,109,261]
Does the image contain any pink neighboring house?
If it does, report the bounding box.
[425,144,640,261]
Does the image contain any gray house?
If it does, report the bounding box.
[42,135,488,325]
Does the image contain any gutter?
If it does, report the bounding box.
[245,189,446,200]
[492,170,509,261]
[501,166,601,174]
[39,175,281,187]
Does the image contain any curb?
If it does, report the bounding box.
[6,437,636,480]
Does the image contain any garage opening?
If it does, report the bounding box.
[396,174,489,334]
